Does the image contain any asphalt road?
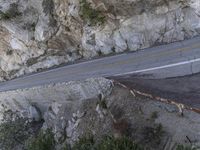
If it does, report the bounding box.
[112,73,200,109]
[0,36,200,92]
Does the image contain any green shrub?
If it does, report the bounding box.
[142,123,164,145]
[150,111,158,120]
[0,110,38,150]
[72,136,95,150]
[0,11,12,20]
[80,0,105,26]
[0,116,30,150]
[96,136,143,150]
[97,99,107,109]
[6,49,13,55]
[64,135,143,150]
[25,129,55,150]
[176,144,199,150]
[0,3,21,20]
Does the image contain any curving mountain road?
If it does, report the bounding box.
[0,36,200,92]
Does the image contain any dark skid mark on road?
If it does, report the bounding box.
[109,73,200,109]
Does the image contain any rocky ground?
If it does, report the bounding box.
[0,78,200,149]
[0,0,200,81]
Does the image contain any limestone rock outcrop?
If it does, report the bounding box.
[0,0,200,80]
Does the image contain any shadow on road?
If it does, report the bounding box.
[109,73,200,110]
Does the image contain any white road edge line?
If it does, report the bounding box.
[114,57,200,76]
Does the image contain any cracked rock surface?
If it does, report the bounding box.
[0,0,200,80]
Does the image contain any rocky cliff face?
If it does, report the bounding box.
[0,0,200,80]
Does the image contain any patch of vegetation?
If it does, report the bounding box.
[96,136,143,150]
[25,129,55,150]
[42,0,54,15]
[26,57,39,67]
[6,49,13,55]
[176,144,199,150]
[0,117,28,149]
[0,110,38,150]
[150,111,158,120]
[0,11,12,20]
[111,47,116,53]
[80,0,106,26]
[8,69,20,77]
[72,135,95,150]
[97,99,107,109]
[65,135,143,150]
[142,123,164,146]
[97,50,103,56]
[0,3,21,20]
[22,22,36,31]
